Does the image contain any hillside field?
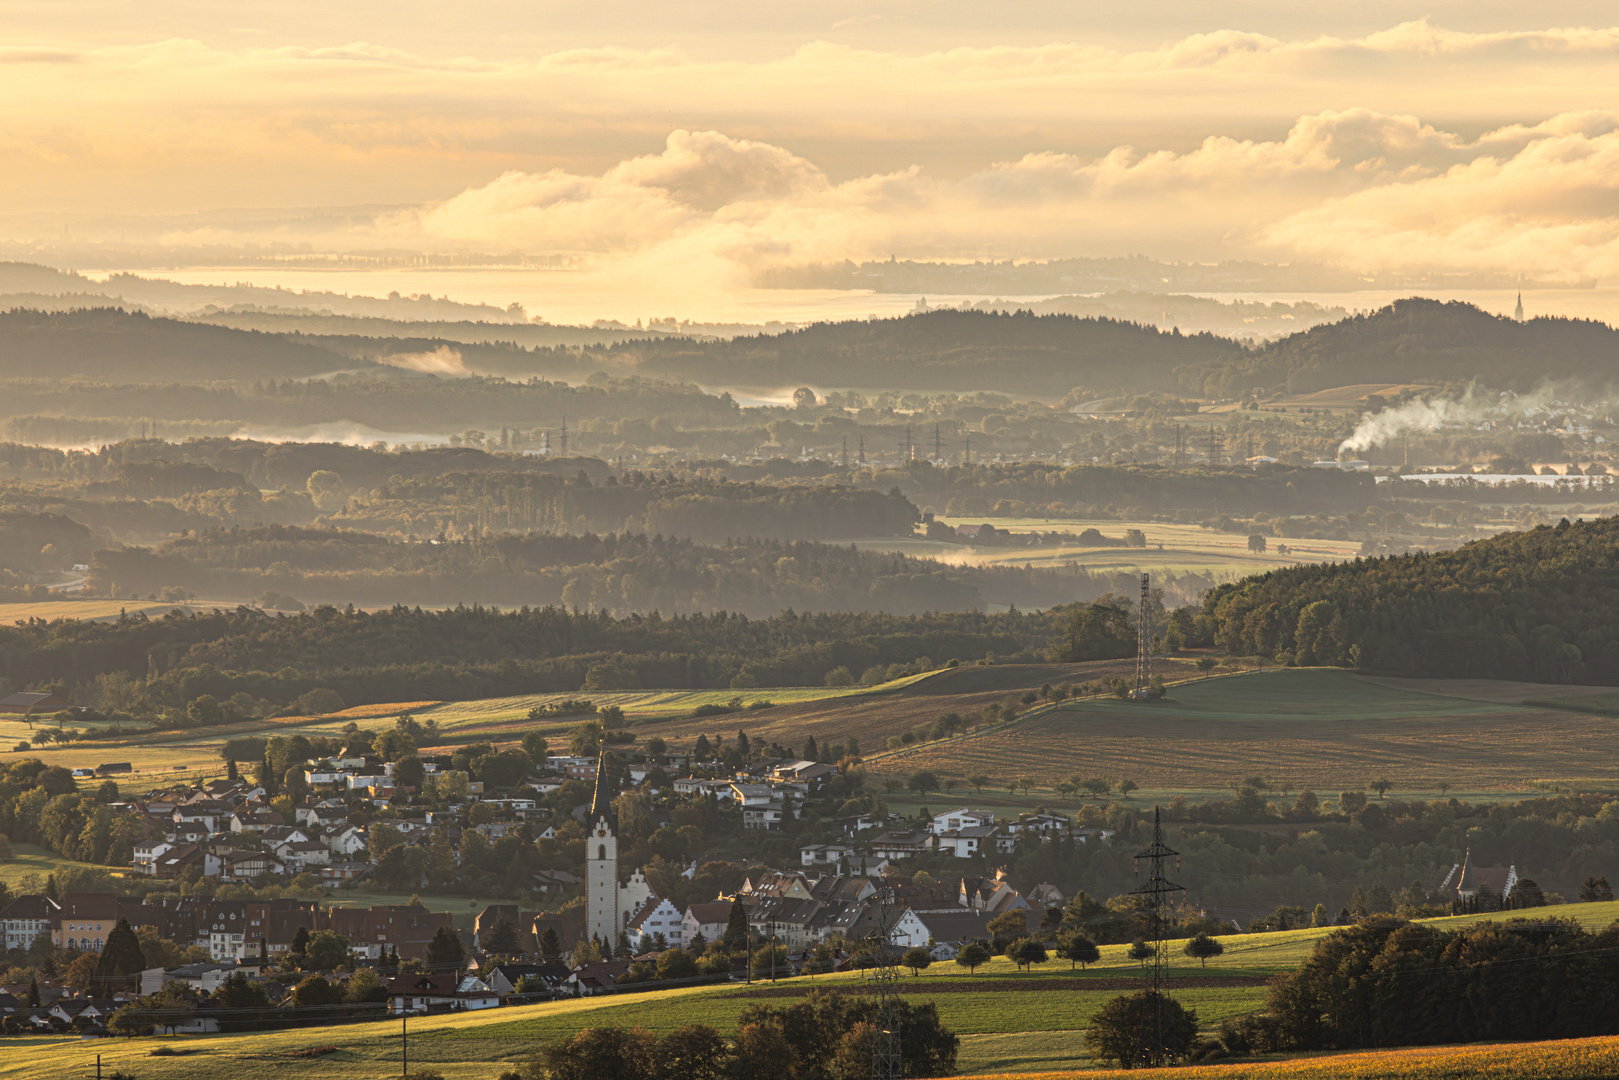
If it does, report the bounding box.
[863,518,1361,578]
[867,668,1619,795]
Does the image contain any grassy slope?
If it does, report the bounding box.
[868,668,1619,793]
[10,905,1619,1078]
[0,842,117,888]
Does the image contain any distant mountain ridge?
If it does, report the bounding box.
[1179,298,1619,397]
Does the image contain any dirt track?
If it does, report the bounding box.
[724,974,1266,998]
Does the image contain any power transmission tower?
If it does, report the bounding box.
[842,436,849,467]
[963,432,972,466]
[1129,808,1184,1068]
[934,422,942,461]
[857,435,866,465]
[1205,427,1223,466]
[559,415,568,457]
[1133,572,1151,698]
[1173,424,1185,467]
[866,886,903,1080]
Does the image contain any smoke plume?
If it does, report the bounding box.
[1338,386,1560,454]
[376,346,470,377]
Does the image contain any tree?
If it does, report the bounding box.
[1006,937,1048,970]
[1182,933,1225,968]
[1117,779,1139,799]
[723,900,750,953]
[283,974,344,1012]
[484,917,524,956]
[93,917,147,991]
[967,774,990,795]
[1580,876,1614,902]
[1195,656,1218,677]
[902,947,933,975]
[426,926,466,971]
[521,731,550,763]
[1339,790,1369,814]
[394,755,426,791]
[304,930,350,971]
[987,911,1027,950]
[1512,879,1548,908]
[657,1023,732,1080]
[290,926,310,958]
[1084,990,1200,1068]
[540,926,563,961]
[955,942,991,974]
[1370,777,1394,798]
[1128,939,1155,965]
[656,949,699,980]
[907,770,940,797]
[1081,778,1110,799]
[1247,534,1268,554]
[345,966,389,1003]
[1057,932,1100,970]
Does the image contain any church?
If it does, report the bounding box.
[585,750,651,947]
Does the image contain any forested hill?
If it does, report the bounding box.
[0,308,363,381]
[1200,515,1619,683]
[1180,298,1619,397]
[588,309,1238,396]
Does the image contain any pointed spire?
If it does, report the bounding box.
[589,748,615,827]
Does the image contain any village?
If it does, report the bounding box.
[0,743,1124,1036]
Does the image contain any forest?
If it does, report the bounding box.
[1197,515,1619,682]
[1180,298,1619,397]
[0,602,1098,711]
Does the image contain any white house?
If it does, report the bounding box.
[328,825,368,857]
[682,902,733,946]
[387,973,501,1014]
[800,842,856,867]
[626,897,685,950]
[935,825,1002,858]
[930,808,996,834]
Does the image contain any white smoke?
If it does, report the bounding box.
[1337,385,1560,454]
[376,346,470,377]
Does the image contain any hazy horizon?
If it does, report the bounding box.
[8,4,1619,314]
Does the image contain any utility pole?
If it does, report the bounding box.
[842,436,848,467]
[964,433,971,466]
[1133,572,1151,698]
[1129,808,1184,1068]
[867,886,902,1080]
[402,1013,409,1076]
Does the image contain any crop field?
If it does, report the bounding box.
[0,599,205,623]
[862,518,1361,578]
[867,668,1619,793]
[981,1035,1619,1079]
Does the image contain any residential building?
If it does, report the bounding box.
[930,808,996,834]
[1,895,57,951]
[625,897,684,951]
[53,894,119,951]
[681,902,733,946]
[387,973,501,1014]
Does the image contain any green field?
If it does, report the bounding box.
[0,842,119,889]
[869,668,1619,794]
[13,901,1619,1079]
[861,518,1362,578]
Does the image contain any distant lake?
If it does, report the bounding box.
[87,267,1619,331]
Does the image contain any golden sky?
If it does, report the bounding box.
[6,3,1619,282]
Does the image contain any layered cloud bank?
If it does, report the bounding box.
[401,112,1619,284]
[6,21,1619,283]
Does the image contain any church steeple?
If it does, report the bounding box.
[1514,291,1524,323]
[589,748,615,828]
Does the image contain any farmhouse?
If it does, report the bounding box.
[0,692,72,715]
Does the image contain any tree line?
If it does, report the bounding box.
[1199,515,1619,681]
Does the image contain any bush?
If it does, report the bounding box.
[1084,990,1200,1067]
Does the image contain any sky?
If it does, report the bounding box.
[6,1,1619,294]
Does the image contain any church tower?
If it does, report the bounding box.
[1514,291,1524,322]
[585,750,618,948]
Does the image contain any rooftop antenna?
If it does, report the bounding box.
[1130,807,1184,1067]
